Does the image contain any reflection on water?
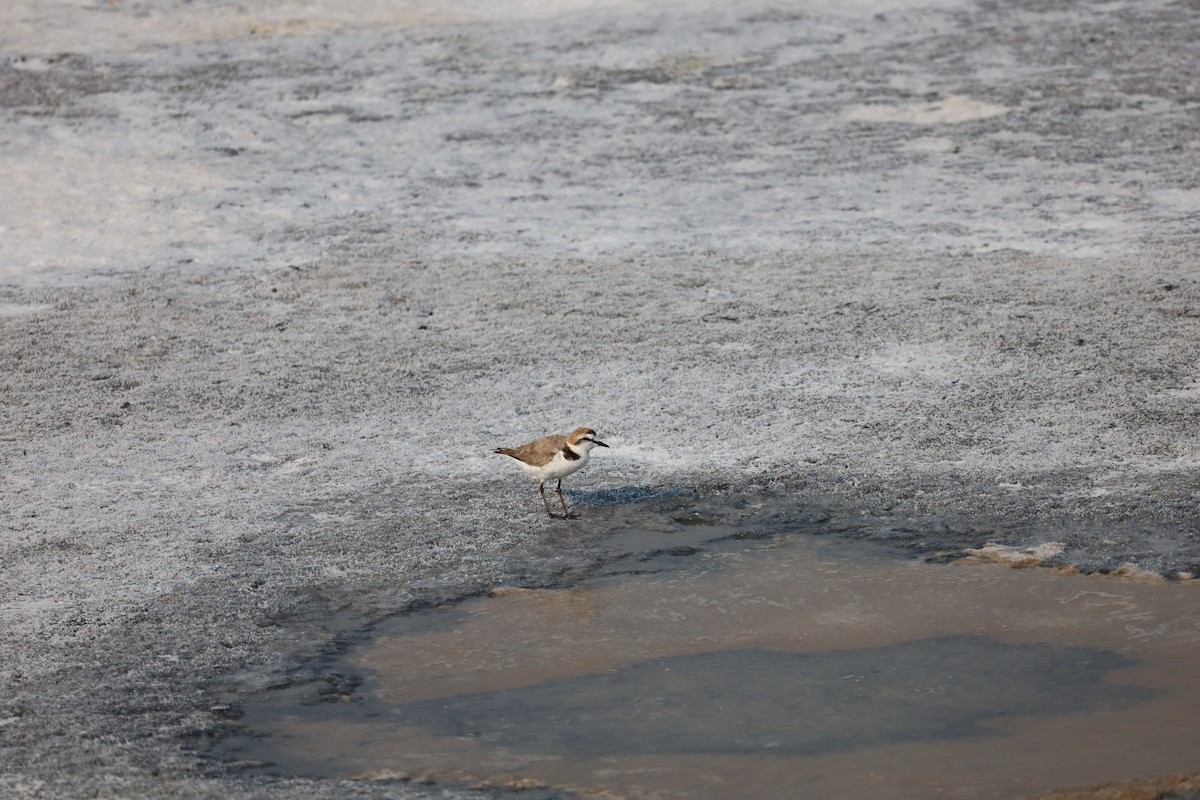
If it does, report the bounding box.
[223,530,1200,799]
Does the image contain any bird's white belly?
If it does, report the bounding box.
[521,450,588,482]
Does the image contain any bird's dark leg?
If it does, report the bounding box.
[556,479,578,519]
[539,482,557,518]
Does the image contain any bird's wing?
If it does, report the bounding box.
[503,434,567,466]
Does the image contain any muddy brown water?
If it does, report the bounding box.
[224,527,1200,799]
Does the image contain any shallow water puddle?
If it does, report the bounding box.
[228,532,1200,799]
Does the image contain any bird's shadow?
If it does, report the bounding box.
[566,485,687,508]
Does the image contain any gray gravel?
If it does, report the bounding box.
[2,0,1198,796]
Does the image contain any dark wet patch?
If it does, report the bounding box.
[568,485,1200,576]
[208,521,1200,797]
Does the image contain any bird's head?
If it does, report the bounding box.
[568,427,609,451]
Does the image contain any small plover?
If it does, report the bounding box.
[494,427,609,518]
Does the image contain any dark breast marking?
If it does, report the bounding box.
[561,445,582,461]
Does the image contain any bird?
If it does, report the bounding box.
[494,427,609,518]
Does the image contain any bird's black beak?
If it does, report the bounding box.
[595,439,609,448]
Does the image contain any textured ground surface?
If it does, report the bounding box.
[1,0,1198,797]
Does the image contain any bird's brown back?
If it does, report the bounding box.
[495,434,568,467]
